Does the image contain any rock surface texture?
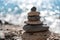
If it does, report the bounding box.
[22,31,50,40]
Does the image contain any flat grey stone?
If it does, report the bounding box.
[23,25,49,33]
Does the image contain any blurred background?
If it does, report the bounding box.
[0,0,60,26]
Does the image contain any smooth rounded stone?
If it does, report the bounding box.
[23,25,49,33]
[28,16,40,21]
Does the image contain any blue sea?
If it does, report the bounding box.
[0,0,60,26]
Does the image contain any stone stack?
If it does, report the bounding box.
[23,7,50,40]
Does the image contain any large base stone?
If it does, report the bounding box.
[22,31,50,40]
[23,24,49,33]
